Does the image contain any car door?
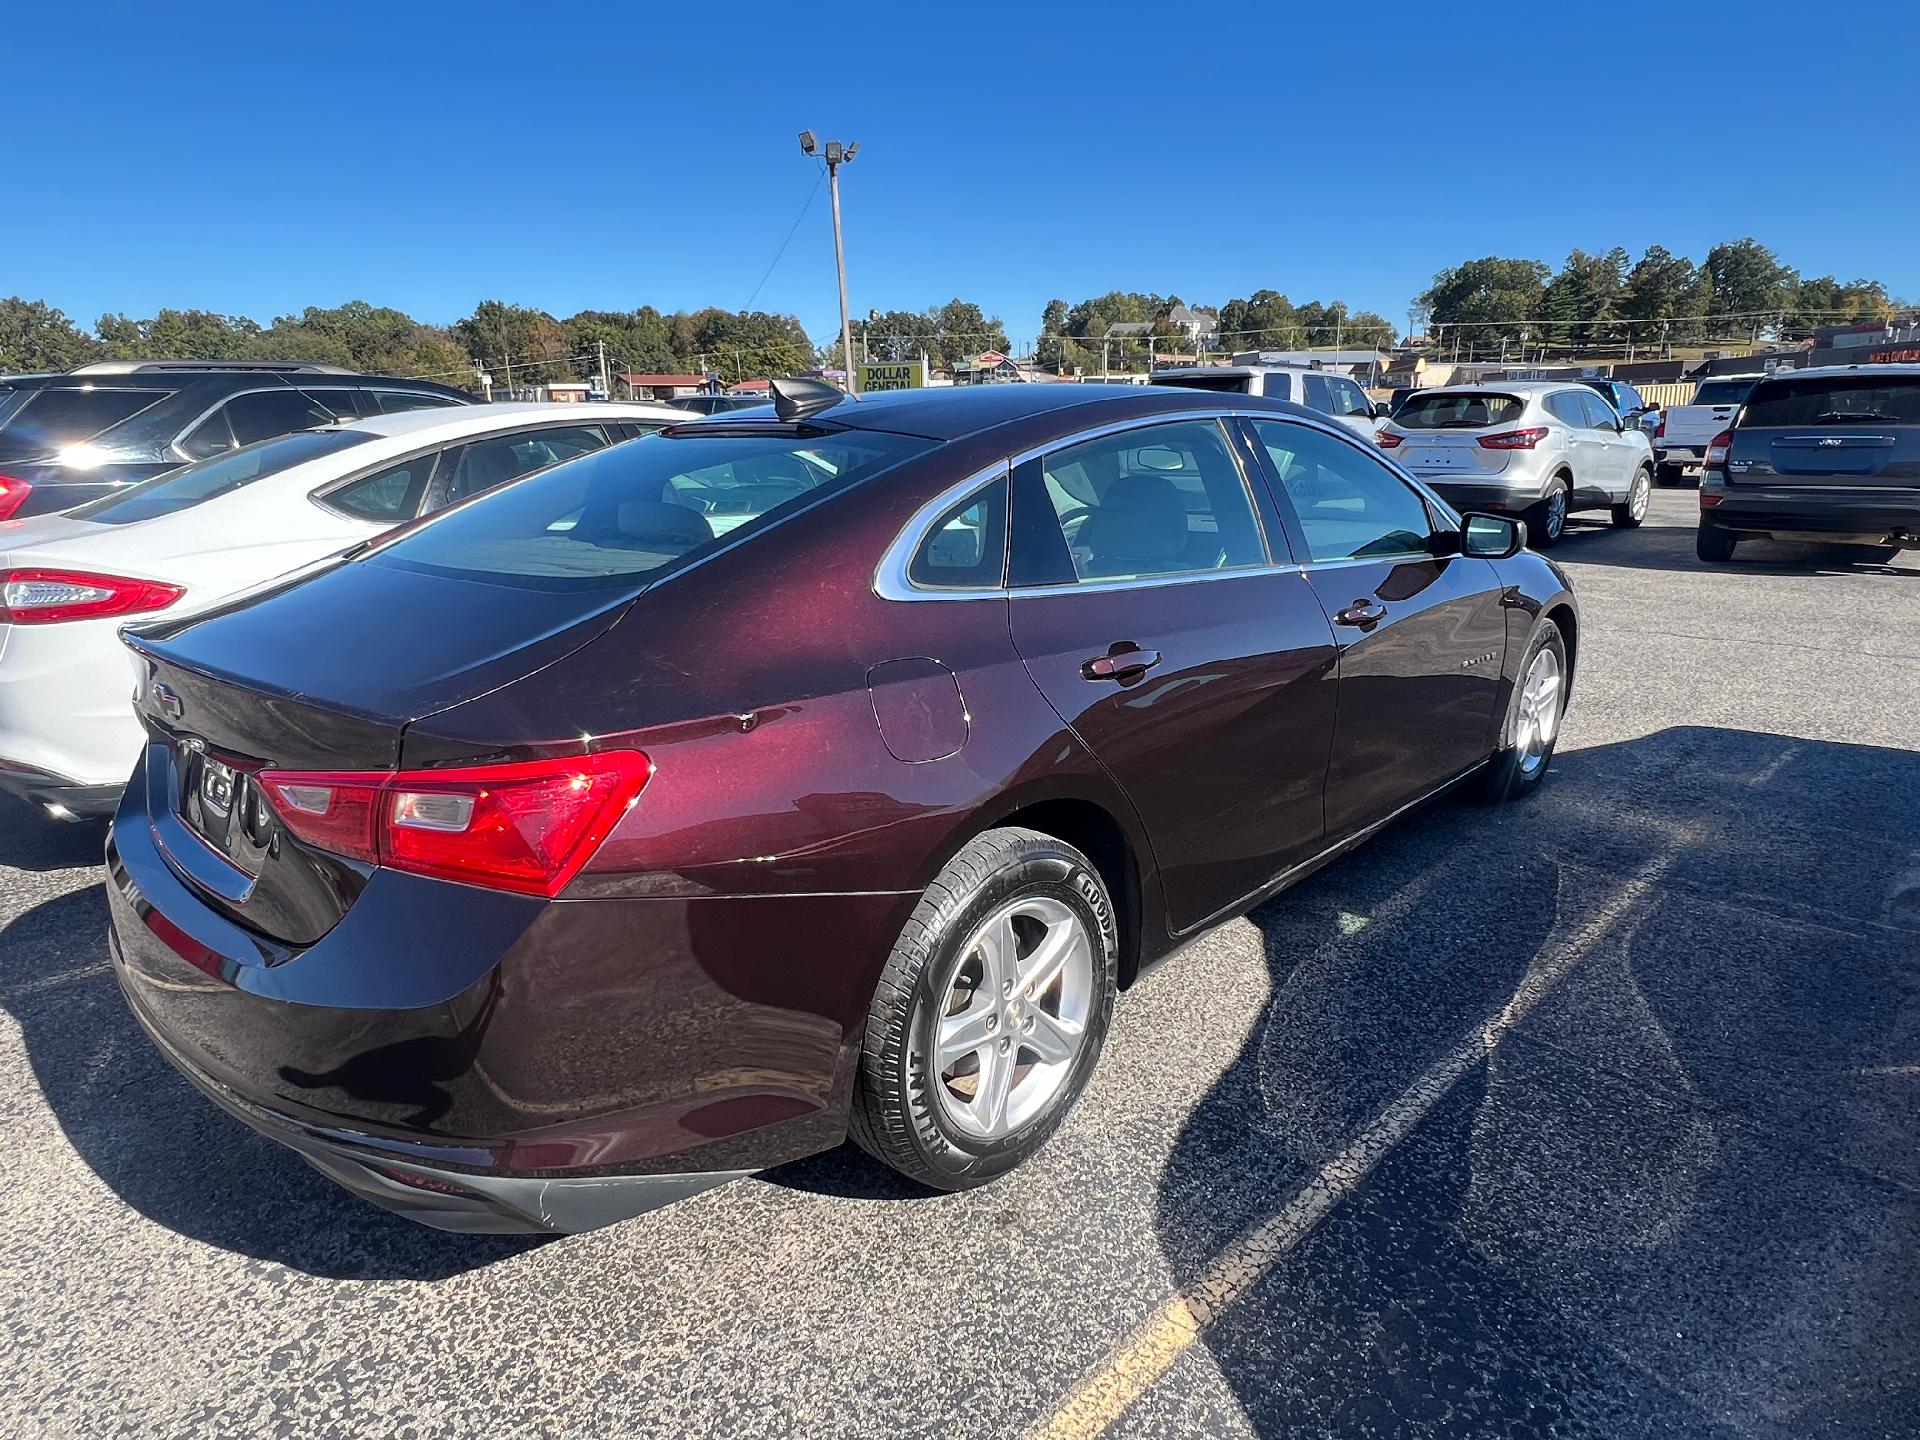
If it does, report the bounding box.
[1576,389,1633,498]
[1006,414,1340,932]
[1244,416,1509,839]
[1542,390,1604,501]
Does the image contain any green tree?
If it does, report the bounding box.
[1216,290,1298,351]
[1540,248,1627,347]
[455,301,569,385]
[1419,257,1550,356]
[0,297,99,371]
[560,307,675,381]
[1786,275,1892,335]
[94,308,261,361]
[1702,237,1795,335]
[1037,298,1070,368]
[1618,245,1708,345]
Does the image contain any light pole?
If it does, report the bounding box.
[799,130,860,394]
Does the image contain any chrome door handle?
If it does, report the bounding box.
[1081,646,1161,682]
[1334,600,1387,628]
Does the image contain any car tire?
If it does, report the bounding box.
[1530,476,1572,547]
[1696,526,1737,563]
[1612,467,1652,528]
[849,827,1118,1191]
[1478,618,1568,804]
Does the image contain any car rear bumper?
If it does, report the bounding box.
[1701,483,1920,542]
[1419,480,1551,513]
[104,773,909,1232]
[1655,445,1704,465]
[0,760,122,818]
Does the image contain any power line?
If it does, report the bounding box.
[744,165,828,313]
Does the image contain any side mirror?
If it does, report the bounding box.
[1460,512,1525,559]
[1370,401,1390,419]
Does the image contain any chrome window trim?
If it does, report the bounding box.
[307,420,612,522]
[169,385,364,463]
[872,407,1474,605]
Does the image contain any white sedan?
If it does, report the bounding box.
[0,400,693,819]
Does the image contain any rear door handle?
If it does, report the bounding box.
[1081,645,1161,682]
[1334,600,1387,629]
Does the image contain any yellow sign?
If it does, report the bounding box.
[860,359,927,392]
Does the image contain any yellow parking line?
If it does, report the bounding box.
[1028,836,1696,1440]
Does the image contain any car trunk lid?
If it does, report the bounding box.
[1730,373,1920,488]
[122,556,641,945]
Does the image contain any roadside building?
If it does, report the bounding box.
[618,372,710,402]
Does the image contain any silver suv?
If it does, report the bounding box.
[1376,382,1654,545]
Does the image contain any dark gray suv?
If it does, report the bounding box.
[0,360,473,516]
[1697,364,1920,562]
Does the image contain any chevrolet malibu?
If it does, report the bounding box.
[106,380,1578,1233]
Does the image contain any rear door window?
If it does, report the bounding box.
[1013,419,1267,584]
[0,387,170,456]
[440,425,610,506]
[1396,392,1526,430]
[370,428,933,589]
[908,479,1007,589]
[180,389,343,458]
[1577,392,1619,429]
[370,389,461,413]
[1259,373,1291,402]
[1302,374,1333,414]
[1543,392,1589,426]
[324,456,439,524]
[1740,375,1920,427]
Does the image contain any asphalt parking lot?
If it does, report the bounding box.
[2,488,1917,1439]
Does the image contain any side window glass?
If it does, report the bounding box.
[1252,419,1432,563]
[1543,392,1582,427]
[223,390,339,446]
[372,390,459,414]
[306,389,364,419]
[1581,392,1618,430]
[444,426,608,504]
[1260,372,1291,402]
[1333,378,1371,417]
[178,407,237,460]
[326,457,437,523]
[1018,419,1265,584]
[1302,373,1332,413]
[907,478,1006,589]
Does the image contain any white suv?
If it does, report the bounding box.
[1375,382,1654,545]
[1149,365,1381,440]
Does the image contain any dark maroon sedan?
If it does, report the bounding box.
[105,380,1577,1232]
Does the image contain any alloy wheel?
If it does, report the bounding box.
[1545,486,1568,540]
[1630,472,1650,521]
[1514,647,1563,775]
[930,896,1094,1141]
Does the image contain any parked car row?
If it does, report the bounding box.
[55,376,1577,1233]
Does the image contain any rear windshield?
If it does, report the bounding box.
[0,386,169,456]
[63,429,375,525]
[1691,379,1758,407]
[1151,374,1254,395]
[1741,375,1920,427]
[369,426,935,590]
[1393,392,1526,430]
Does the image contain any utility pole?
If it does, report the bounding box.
[799,131,860,393]
[502,351,513,397]
[597,339,610,399]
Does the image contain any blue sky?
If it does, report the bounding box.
[7,2,1918,346]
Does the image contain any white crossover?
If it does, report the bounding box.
[0,400,693,818]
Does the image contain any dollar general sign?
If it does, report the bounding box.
[859,359,928,391]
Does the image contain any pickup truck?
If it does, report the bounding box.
[1149,365,1383,440]
[1654,375,1761,485]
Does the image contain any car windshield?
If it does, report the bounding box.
[1741,375,1920,427]
[367,426,935,591]
[61,429,377,525]
[1692,380,1758,406]
[0,386,170,458]
[1393,392,1526,430]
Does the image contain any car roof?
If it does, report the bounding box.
[1150,364,1317,379]
[803,382,1285,440]
[330,400,695,442]
[1411,380,1573,396]
[1748,363,1920,381]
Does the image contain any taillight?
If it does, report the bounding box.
[1654,410,1666,439]
[0,568,184,625]
[1704,429,1733,467]
[259,751,651,897]
[1477,427,1550,451]
[0,475,33,520]
[1376,430,1404,449]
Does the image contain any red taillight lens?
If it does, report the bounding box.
[259,751,651,897]
[1654,410,1666,439]
[0,476,33,520]
[0,568,184,624]
[1476,427,1550,451]
[1704,429,1733,467]
[1376,430,1404,449]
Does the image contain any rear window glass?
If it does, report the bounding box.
[369,427,934,590]
[64,430,375,525]
[1692,380,1758,406]
[0,387,169,456]
[1151,374,1254,395]
[1394,392,1526,430]
[1741,376,1920,427]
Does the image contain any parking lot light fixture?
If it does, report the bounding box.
[799,129,860,395]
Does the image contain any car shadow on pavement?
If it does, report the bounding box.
[1553,516,1920,578]
[0,883,546,1280]
[1151,726,1920,1437]
[0,795,110,872]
